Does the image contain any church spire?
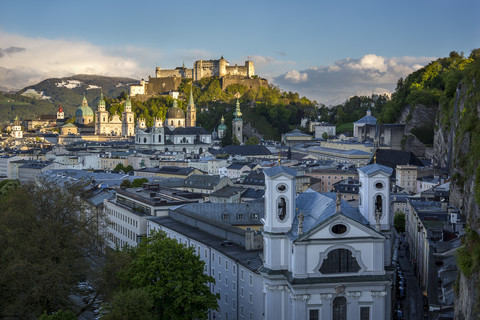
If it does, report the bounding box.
[186,83,196,127]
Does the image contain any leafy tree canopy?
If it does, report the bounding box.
[104,231,218,319]
[0,179,106,318]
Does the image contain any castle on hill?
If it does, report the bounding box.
[130,56,268,97]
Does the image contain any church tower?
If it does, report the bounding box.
[12,116,23,139]
[217,115,227,139]
[122,95,135,136]
[185,85,196,127]
[57,106,64,120]
[95,92,109,135]
[263,166,297,270]
[357,163,393,231]
[232,99,243,144]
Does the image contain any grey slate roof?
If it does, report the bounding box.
[212,145,273,156]
[287,190,369,240]
[184,174,223,190]
[357,163,393,176]
[264,166,297,178]
[354,113,377,124]
[209,186,245,198]
[150,216,263,272]
[173,202,264,226]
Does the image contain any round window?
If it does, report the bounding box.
[375,182,383,189]
[331,224,347,234]
[277,184,287,192]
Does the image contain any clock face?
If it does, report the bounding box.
[277,184,287,192]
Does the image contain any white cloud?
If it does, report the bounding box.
[273,54,435,105]
[284,70,308,83]
[0,30,151,89]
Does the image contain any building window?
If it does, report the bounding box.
[309,309,319,320]
[249,275,253,286]
[319,248,361,274]
[249,293,253,303]
[360,306,370,320]
[333,296,347,320]
[277,197,287,221]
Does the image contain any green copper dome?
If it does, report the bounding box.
[75,94,94,117]
[166,100,185,119]
[218,115,227,130]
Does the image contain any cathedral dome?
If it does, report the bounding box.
[75,95,94,117]
[75,105,94,117]
[166,101,185,119]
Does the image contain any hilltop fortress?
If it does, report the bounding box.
[130,57,268,97]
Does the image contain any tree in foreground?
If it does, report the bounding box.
[104,231,218,319]
[0,179,106,318]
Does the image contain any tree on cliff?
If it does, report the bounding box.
[104,231,219,319]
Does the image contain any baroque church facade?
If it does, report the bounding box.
[135,89,213,154]
[261,164,394,319]
[95,93,135,136]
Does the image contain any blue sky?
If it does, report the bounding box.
[1,0,479,104]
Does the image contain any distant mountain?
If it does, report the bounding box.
[1,74,138,122]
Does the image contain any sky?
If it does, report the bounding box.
[0,0,479,105]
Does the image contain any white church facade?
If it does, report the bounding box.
[140,163,396,319]
[261,163,394,320]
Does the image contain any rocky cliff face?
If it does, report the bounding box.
[434,82,480,320]
[399,103,437,157]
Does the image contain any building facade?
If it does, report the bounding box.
[95,93,135,136]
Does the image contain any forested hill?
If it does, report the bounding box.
[0,74,137,121]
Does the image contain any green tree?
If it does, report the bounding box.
[232,135,241,145]
[114,163,125,171]
[120,179,132,188]
[322,132,329,140]
[245,136,260,145]
[124,165,134,173]
[131,178,148,188]
[39,310,77,320]
[394,211,406,233]
[0,180,106,318]
[106,231,218,319]
[103,288,155,320]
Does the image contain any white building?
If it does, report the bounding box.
[315,122,336,139]
[261,164,394,320]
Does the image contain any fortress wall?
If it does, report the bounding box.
[146,77,183,94]
[221,76,268,91]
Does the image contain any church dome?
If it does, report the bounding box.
[75,95,94,117]
[166,100,185,119]
[75,105,94,117]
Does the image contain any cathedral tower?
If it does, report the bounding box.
[95,92,109,135]
[185,85,196,127]
[12,116,23,139]
[57,106,64,120]
[217,115,227,139]
[232,99,243,144]
[122,95,135,136]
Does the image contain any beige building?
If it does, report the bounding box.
[396,165,418,193]
[95,93,135,136]
[306,168,358,193]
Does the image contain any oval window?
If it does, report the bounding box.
[375,182,383,189]
[277,184,287,192]
[331,224,347,234]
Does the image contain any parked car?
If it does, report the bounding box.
[395,310,404,320]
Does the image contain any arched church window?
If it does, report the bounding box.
[183,148,187,153]
[375,195,383,215]
[158,135,161,143]
[332,297,347,320]
[178,120,181,126]
[171,120,174,126]
[153,135,155,143]
[103,117,105,122]
[277,197,287,221]
[238,127,240,131]
[319,248,360,274]
[143,138,147,143]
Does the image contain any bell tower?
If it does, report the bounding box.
[186,85,196,127]
[122,95,135,136]
[263,166,297,272]
[357,163,393,231]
